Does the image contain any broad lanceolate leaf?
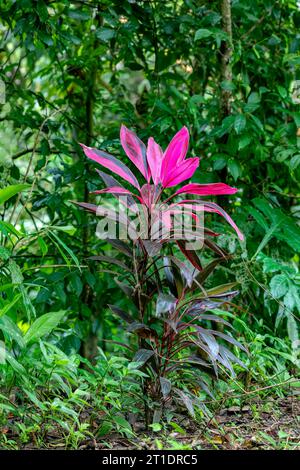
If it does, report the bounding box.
[163,157,199,188]
[71,201,98,213]
[0,184,30,205]
[114,279,134,299]
[80,143,140,189]
[133,348,155,368]
[187,298,235,317]
[187,355,211,369]
[127,322,157,339]
[156,293,177,316]
[211,330,248,353]
[287,316,299,346]
[197,330,219,360]
[147,137,163,184]
[202,202,244,241]
[0,220,23,238]
[88,255,132,273]
[108,305,132,324]
[204,239,228,258]
[219,345,247,370]
[198,378,215,399]
[5,351,27,376]
[48,231,81,272]
[164,257,180,297]
[175,182,237,197]
[106,239,132,258]
[93,186,134,196]
[0,316,25,348]
[160,377,172,397]
[168,256,194,287]
[196,314,232,328]
[193,258,227,286]
[175,389,195,417]
[194,28,213,41]
[161,127,189,174]
[96,169,138,210]
[24,311,66,344]
[73,202,138,238]
[0,294,22,318]
[176,240,202,271]
[234,114,246,134]
[206,283,238,296]
[173,200,244,241]
[120,125,148,181]
[270,274,289,299]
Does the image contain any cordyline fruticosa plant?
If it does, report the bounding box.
[75,126,247,420]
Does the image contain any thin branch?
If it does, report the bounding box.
[240,2,279,41]
[11,147,66,160]
[24,264,88,270]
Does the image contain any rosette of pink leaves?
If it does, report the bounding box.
[77,126,243,263]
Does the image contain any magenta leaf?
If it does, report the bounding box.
[80,143,140,189]
[161,127,189,177]
[163,157,199,188]
[147,137,163,184]
[175,182,238,197]
[120,125,149,181]
[173,200,244,241]
[202,201,244,241]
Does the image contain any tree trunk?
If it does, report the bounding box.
[220,0,233,117]
[218,0,234,207]
[80,66,98,361]
[79,11,103,361]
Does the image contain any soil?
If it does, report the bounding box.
[8,396,298,451]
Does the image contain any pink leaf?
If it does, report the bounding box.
[139,183,157,208]
[175,182,238,197]
[172,200,244,241]
[120,125,149,181]
[203,201,244,241]
[163,157,199,188]
[80,143,140,189]
[147,137,163,184]
[160,127,189,179]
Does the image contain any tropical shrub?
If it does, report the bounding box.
[75,125,247,421]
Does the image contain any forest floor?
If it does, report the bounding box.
[99,396,300,451]
[5,396,299,451]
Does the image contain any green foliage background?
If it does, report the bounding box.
[0,0,299,448]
